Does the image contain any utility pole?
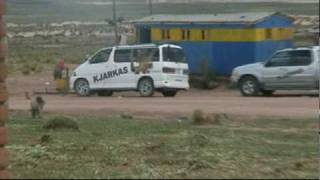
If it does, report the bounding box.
[112,0,118,45]
[148,0,153,15]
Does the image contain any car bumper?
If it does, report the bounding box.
[69,76,77,90]
[155,74,190,90]
[230,73,240,87]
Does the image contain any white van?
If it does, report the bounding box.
[70,44,190,97]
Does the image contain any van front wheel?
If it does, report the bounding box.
[75,79,91,97]
[138,78,154,97]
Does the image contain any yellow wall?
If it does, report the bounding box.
[150,27,294,42]
[151,28,162,41]
[170,28,182,41]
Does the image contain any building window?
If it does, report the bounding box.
[266,29,272,39]
[161,29,166,40]
[161,29,170,40]
[166,29,170,40]
[182,29,186,40]
[201,30,207,40]
[279,28,285,38]
[182,29,191,40]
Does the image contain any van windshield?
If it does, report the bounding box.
[163,47,186,63]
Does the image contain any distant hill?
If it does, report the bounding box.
[6,0,319,24]
[152,0,318,3]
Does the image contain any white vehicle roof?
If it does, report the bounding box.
[278,46,320,52]
[100,43,182,50]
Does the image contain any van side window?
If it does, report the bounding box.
[132,48,159,62]
[152,49,160,62]
[163,47,186,63]
[90,49,111,64]
[115,49,132,63]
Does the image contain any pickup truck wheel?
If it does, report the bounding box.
[75,79,91,97]
[261,90,275,96]
[162,90,177,97]
[239,76,259,97]
[138,78,154,97]
[97,90,113,97]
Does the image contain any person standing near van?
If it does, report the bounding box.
[54,58,65,80]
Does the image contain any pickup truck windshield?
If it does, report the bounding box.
[163,47,186,63]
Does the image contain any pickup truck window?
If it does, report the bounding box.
[289,50,312,66]
[266,51,290,67]
[266,50,312,67]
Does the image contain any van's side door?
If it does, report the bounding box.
[112,48,137,89]
[86,48,112,89]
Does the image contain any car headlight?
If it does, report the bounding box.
[231,70,238,76]
[231,70,240,80]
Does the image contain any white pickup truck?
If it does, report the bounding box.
[231,46,320,96]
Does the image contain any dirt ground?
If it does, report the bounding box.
[7,71,319,119]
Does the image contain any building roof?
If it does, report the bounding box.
[132,12,293,24]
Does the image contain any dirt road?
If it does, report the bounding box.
[9,89,318,119]
[7,73,318,119]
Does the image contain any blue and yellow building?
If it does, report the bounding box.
[132,12,295,75]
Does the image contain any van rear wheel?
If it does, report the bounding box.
[162,90,177,97]
[138,78,154,97]
[75,79,91,97]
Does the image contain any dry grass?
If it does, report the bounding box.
[7,111,318,179]
[43,115,79,130]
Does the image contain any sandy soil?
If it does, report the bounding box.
[7,71,319,119]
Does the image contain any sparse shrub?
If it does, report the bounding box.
[34,64,43,73]
[43,116,79,130]
[40,134,52,144]
[188,159,213,170]
[192,109,206,125]
[20,62,43,75]
[193,111,230,125]
[190,134,209,147]
[21,67,31,75]
[30,65,36,72]
[121,112,133,119]
[205,114,223,125]
[294,162,304,170]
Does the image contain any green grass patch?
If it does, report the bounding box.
[7,111,318,179]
